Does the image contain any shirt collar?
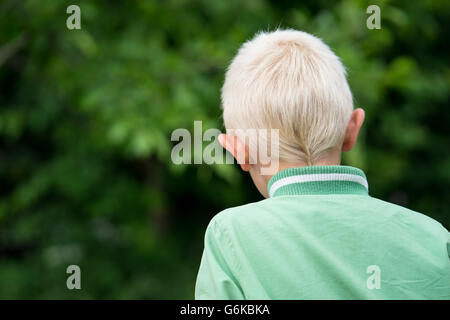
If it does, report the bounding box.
[267,165,369,197]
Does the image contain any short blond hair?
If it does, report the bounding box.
[221,29,354,165]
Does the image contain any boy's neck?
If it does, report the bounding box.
[267,148,341,180]
[253,152,341,198]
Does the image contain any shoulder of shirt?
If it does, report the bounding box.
[207,195,449,236]
[206,197,276,231]
[366,196,449,232]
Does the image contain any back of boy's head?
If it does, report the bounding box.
[221,29,354,165]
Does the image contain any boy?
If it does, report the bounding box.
[195,29,450,299]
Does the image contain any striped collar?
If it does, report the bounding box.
[267,165,369,197]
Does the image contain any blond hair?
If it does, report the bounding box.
[221,29,354,165]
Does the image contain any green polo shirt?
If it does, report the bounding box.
[195,165,450,299]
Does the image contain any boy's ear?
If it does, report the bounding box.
[218,134,252,171]
[342,108,365,152]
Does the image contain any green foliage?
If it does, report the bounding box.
[0,0,448,298]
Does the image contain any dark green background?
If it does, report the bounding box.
[0,0,448,299]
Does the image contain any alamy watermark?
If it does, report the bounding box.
[66,5,81,30]
[170,121,280,175]
[66,264,81,290]
[366,5,381,30]
[366,265,381,290]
